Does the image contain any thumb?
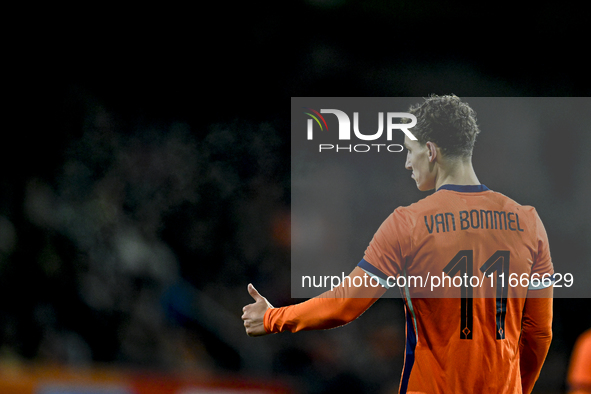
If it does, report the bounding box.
[248,283,264,302]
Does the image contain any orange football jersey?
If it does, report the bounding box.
[567,328,591,394]
[361,184,554,393]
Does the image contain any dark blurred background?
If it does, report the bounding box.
[2,1,590,393]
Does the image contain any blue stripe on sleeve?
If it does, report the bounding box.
[528,273,556,290]
[358,258,389,280]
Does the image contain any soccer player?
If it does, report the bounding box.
[242,95,554,394]
[567,328,591,393]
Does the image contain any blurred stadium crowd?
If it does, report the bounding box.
[0,91,409,392]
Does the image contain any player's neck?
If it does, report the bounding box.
[435,159,480,190]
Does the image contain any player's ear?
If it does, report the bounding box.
[426,141,438,162]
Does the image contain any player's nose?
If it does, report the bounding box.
[405,152,412,170]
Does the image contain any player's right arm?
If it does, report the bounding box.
[241,266,387,336]
[242,208,406,337]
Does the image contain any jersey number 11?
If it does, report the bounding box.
[443,250,510,340]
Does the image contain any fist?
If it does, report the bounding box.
[241,283,273,337]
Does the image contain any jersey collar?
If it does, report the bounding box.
[437,184,490,193]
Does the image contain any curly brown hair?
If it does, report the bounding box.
[407,94,480,159]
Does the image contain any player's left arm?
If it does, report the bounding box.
[520,209,554,394]
[519,286,553,394]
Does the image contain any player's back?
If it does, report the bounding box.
[363,185,553,393]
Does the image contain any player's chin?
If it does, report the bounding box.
[416,182,435,192]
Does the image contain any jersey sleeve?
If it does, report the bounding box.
[264,296,379,333]
[531,209,554,278]
[519,286,553,393]
[361,207,412,280]
[520,210,554,391]
[264,266,385,333]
